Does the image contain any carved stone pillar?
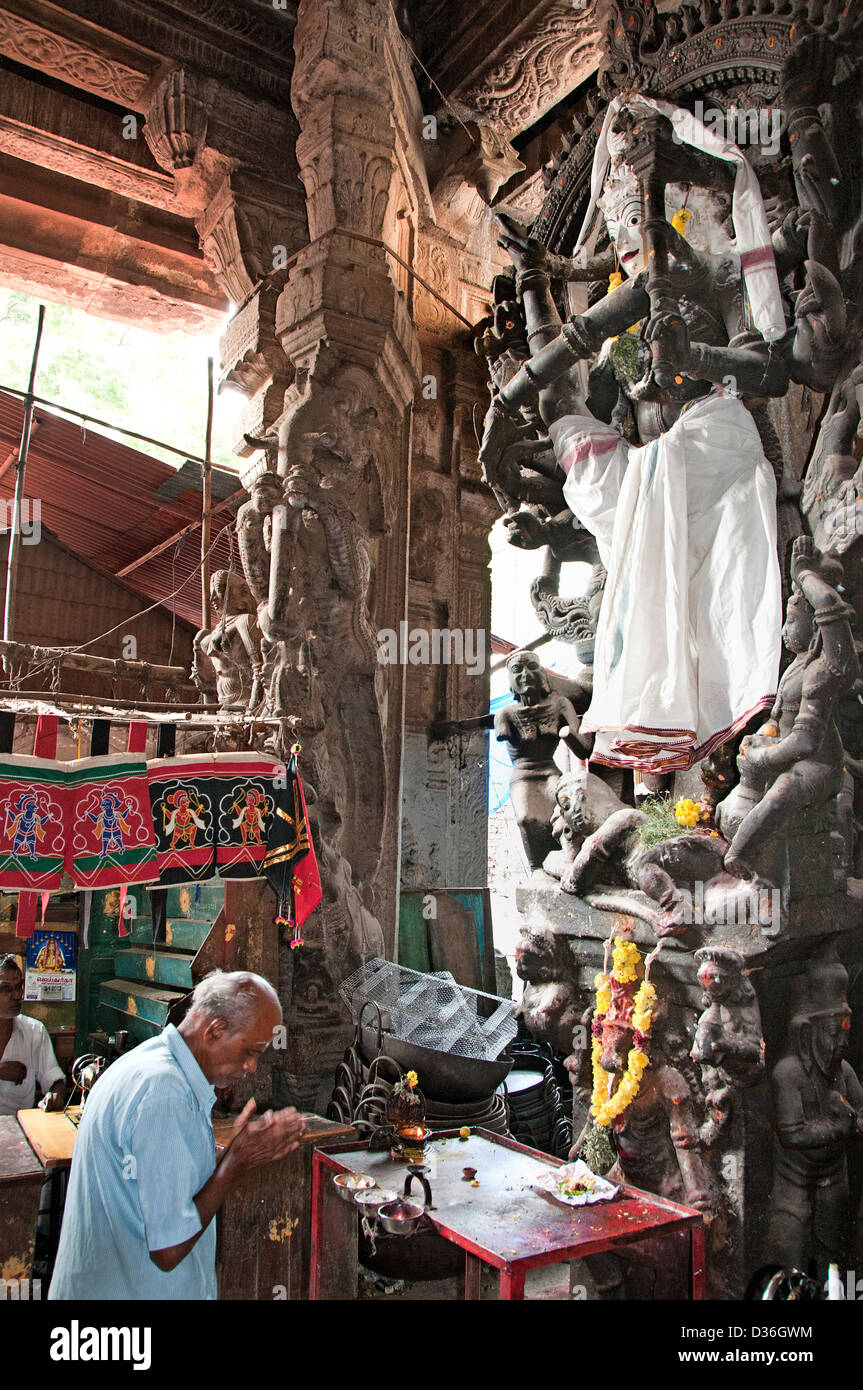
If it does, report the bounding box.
[401,338,497,893]
[143,67,306,445]
[140,3,425,1107]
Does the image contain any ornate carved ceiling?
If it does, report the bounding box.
[0,0,304,330]
[416,0,608,137]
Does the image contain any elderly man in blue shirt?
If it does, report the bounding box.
[49,969,306,1300]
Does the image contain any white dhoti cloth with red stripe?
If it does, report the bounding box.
[549,393,782,771]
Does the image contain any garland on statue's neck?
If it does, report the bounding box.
[591,938,657,1128]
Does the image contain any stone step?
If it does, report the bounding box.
[164,918,214,951]
[113,947,195,990]
[164,879,227,920]
[98,977,186,1032]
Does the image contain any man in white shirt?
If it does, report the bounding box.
[0,954,65,1117]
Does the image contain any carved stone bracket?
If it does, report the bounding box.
[428,121,524,235]
[450,0,604,137]
[143,68,208,172]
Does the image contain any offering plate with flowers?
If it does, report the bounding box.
[533,1159,619,1208]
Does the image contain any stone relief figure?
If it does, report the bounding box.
[239,362,391,945]
[494,650,590,871]
[717,537,858,883]
[474,273,605,659]
[766,945,863,1273]
[593,985,715,1222]
[192,569,263,711]
[548,779,784,936]
[690,947,764,1148]
[514,924,584,1057]
[555,798,729,935]
[802,362,863,571]
[544,767,629,884]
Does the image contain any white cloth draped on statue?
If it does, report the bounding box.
[549,393,782,771]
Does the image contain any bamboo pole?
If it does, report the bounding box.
[0,419,41,484]
[0,690,244,713]
[201,356,214,629]
[4,306,45,642]
[0,639,190,685]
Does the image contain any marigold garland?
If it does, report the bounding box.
[591,938,656,1128]
[594,971,612,1015]
[611,938,643,984]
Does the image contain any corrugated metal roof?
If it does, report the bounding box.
[0,390,243,628]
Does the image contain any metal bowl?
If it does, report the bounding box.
[359,1029,513,1102]
[377,1197,425,1236]
[333,1172,375,1204]
[354,1186,397,1218]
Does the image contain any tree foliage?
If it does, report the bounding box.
[0,290,241,469]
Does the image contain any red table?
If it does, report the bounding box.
[310,1129,705,1300]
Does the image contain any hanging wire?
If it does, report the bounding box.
[394,28,473,138]
[1,518,236,704]
[168,531,182,668]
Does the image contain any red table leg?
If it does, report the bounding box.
[464,1253,483,1300]
[499,1267,525,1300]
[309,1151,324,1300]
[690,1221,706,1300]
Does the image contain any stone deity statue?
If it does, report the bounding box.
[494,650,589,870]
[479,77,845,777]
[766,946,863,1273]
[192,569,263,711]
[718,537,858,882]
[690,947,764,1148]
[592,982,715,1223]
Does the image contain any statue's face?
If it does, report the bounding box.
[507,652,549,700]
[812,1010,851,1075]
[782,589,814,654]
[600,1021,632,1074]
[697,959,729,1001]
[604,191,647,278]
[557,780,588,831]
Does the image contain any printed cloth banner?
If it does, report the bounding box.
[67,756,158,890]
[0,754,158,893]
[215,753,282,880]
[147,753,282,884]
[0,748,305,901]
[148,755,218,886]
[0,755,68,891]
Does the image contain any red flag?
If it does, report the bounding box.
[292,770,321,928]
[263,756,322,939]
[15,891,37,939]
[126,722,148,754]
[33,714,58,759]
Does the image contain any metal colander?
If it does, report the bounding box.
[338,957,516,1061]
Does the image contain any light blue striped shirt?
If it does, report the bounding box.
[49,1025,218,1301]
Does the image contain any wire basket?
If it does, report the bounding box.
[338,957,516,1062]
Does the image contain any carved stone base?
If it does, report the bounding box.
[517,882,863,1298]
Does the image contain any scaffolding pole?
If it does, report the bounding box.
[4,305,45,643]
[201,356,214,629]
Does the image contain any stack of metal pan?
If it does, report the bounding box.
[424,1090,509,1135]
[497,1038,572,1158]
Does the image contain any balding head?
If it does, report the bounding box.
[185,970,281,1034]
[179,970,282,1083]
